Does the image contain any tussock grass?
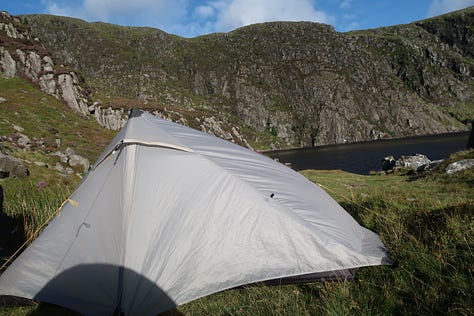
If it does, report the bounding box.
[1,180,70,242]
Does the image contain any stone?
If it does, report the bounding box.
[0,97,6,103]
[27,51,42,78]
[38,73,56,95]
[12,125,24,132]
[51,151,68,163]
[395,154,431,171]
[42,56,54,72]
[68,154,90,172]
[58,73,83,114]
[445,159,474,175]
[65,147,76,157]
[94,106,127,130]
[416,159,444,172]
[34,161,47,167]
[16,133,31,148]
[0,47,17,78]
[54,162,66,173]
[0,152,29,178]
[0,144,10,155]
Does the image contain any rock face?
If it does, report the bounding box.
[0,11,91,115]
[22,8,474,149]
[93,106,128,130]
[445,159,474,174]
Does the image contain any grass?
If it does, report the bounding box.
[1,147,472,315]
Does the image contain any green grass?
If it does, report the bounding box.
[0,77,114,163]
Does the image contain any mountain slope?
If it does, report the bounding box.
[19,7,474,149]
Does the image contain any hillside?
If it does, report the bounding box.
[19,7,474,149]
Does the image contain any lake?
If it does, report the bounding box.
[265,132,470,174]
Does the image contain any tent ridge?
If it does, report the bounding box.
[122,138,194,153]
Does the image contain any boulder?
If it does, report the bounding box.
[54,162,74,175]
[395,154,431,171]
[16,133,30,148]
[416,159,444,172]
[54,162,66,173]
[68,154,90,172]
[51,151,68,163]
[12,125,24,132]
[445,159,474,175]
[65,147,76,157]
[0,152,29,178]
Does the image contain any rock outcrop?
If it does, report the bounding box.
[22,8,474,149]
[0,11,91,115]
[445,159,474,174]
[381,154,445,173]
[395,154,432,171]
[2,9,474,150]
[0,11,254,147]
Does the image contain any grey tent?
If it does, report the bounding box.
[0,109,389,315]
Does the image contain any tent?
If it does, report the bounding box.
[0,109,390,315]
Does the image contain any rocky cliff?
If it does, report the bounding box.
[6,8,474,149]
[0,11,93,116]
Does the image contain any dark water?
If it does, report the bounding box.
[265,132,470,174]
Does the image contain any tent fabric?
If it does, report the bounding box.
[0,109,389,315]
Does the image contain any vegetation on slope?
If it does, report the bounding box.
[22,7,474,149]
[0,77,114,244]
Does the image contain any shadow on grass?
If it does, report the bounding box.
[1,263,184,316]
[0,185,26,269]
